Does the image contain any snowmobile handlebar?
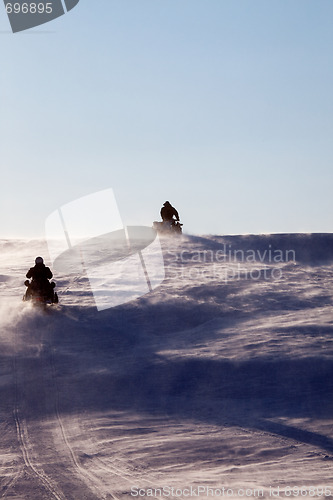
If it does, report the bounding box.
[24,279,56,288]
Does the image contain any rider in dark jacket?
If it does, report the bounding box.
[160,201,180,222]
[26,257,53,298]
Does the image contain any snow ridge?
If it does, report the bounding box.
[0,233,332,499]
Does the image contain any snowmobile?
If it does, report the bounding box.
[23,279,59,307]
[153,219,183,235]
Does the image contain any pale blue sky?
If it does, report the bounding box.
[1,0,332,237]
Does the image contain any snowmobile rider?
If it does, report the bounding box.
[26,257,54,298]
[160,201,180,223]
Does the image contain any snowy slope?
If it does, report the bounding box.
[0,233,332,499]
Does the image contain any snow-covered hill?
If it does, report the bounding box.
[0,233,332,499]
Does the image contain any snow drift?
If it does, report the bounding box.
[0,233,332,499]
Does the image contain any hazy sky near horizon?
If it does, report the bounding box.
[1,0,332,237]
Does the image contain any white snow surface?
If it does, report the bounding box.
[0,234,332,499]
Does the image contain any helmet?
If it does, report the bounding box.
[35,256,44,265]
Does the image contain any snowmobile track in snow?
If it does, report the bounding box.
[11,320,118,500]
[12,353,66,500]
[49,349,121,500]
[0,466,23,499]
